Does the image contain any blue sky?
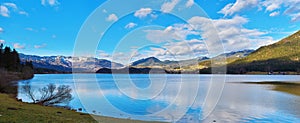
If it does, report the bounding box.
[0,0,299,63]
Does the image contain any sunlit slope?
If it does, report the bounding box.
[228,30,300,73]
[240,30,300,62]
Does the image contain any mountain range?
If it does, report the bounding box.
[130,56,210,68]
[20,30,300,74]
[19,54,124,73]
[19,49,254,73]
[19,49,252,73]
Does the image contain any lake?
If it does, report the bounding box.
[18,74,300,123]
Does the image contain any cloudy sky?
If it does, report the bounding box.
[0,0,299,63]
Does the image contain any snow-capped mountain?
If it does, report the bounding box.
[19,54,124,72]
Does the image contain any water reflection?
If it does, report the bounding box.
[18,74,300,122]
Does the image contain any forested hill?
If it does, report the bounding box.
[0,44,34,94]
[227,30,300,73]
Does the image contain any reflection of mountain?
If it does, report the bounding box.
[19,54,124,73]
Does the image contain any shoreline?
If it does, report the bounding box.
[0,93,164,123]
[0,70,163,123]
[233,81,300,96]
[34,73,300,75]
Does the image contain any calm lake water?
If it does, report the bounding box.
[18,74,300,123]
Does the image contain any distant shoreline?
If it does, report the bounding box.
[233,81,300,96]
[33,72,300,75]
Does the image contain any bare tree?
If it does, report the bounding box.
[22,81,36,103]
[22,82,73,106]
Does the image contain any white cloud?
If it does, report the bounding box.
[134,8,152,18]
[19,11,29,16]
[125,22,137,29]
[164,39,206,56]
[1,3,28,17]
[0,39,5,44]
[160,0,180,13]
[262,0,282,12]
[108,15,275,61]
[34,44,47,49]
[262,0,300,21]
[0,27,3,33]
[188,16,275,52]
[269,11,280,17]
[291,13,300,22]
[186,0,195,8]
[219,0,300,21]
[145,24,198,43]
[3,3,17,10]
[25,27,34,31]
[218,0,259,16]
[0,5,9,17]
[144,27,182,43]
[102,9,107,13]
[111,52,132,65]
[144,16,272,55]
[41,0,60,6]
[97,50,111,58]
[129,39,207,61]
[106,14,118,22]
[282,1,300,22]
[13,43,25,49]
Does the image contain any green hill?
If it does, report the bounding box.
[228,30,300,73]
[238,30,300,62]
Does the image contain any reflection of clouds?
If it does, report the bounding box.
[74,74,201,122]
[76,87,123,97]
[18,74,300,122]
[95,75,199,105]
[202,82,300,122]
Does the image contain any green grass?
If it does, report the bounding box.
[0,93,163,123]
[236,81,300,96]
[273,84,300,96]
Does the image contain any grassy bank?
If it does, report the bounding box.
[237,81,300,96]
[0,93,163,123]
[273,84,300,96]
[245,71,300,75]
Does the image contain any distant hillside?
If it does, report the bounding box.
[237,31,300,63]
[131,56,209,69]
[196,49,254,69]
[19,54,124,73]
[214,49,254,61]
[96,67,171,74]
[227,30,300,73]
[131,57,164,67]
[97,50,253,74]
